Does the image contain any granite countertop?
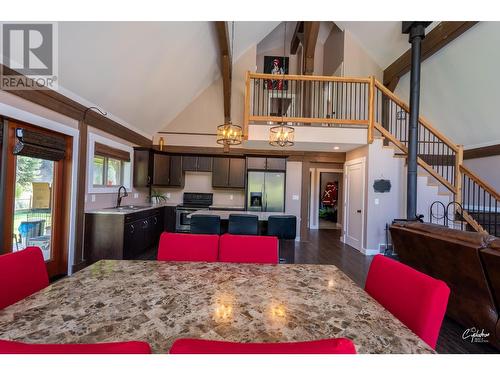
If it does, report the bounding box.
[208,205,245,210]
[0,260,433,354]
[190,210,292,220]
[85,202,179,215]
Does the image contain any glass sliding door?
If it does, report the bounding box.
[2,120,71,278]
[12,156,55,261]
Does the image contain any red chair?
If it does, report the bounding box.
[0,339,152,354]
[364,254,450,349]
[0,247,49,310]
[218,234,278,264]
[169,338,356,354]
[157,232,219,262]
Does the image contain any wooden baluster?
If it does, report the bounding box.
[455,145,463,206]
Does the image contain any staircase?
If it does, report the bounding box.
[243,72,500,237]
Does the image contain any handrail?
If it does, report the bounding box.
[374,79,459,153]
[248,72,371,83]
[460,165,500,201]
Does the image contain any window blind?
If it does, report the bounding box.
[94,142,130,162]
[13,128,66,161]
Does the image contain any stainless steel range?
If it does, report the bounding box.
[175,192,213,232]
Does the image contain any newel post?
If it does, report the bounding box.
[368,76,375,144]
[243,70,250,140]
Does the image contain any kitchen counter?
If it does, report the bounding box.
[0,260,434,354]
[190,210,292,221]
[85,202,179,215]
[208,205,245,211]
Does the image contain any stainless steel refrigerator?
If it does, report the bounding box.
[247,171,285,212]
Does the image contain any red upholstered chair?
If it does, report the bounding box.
[169,338,356,354]
[364,254,450,349]
[218,234,279,264]
[0,339,152,354]
[157,232,219,262]
[0,247,49,310]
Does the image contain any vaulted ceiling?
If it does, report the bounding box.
[56,21,279,138]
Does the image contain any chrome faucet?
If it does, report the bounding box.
[116,185,128,208]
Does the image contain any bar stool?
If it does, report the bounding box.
[228,214,259,235]
[267,215,297,264]
[190,215,221,235]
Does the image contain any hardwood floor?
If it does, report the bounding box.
[288,228,499,354]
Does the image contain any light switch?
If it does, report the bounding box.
[230,194,234,200]
[292,194,299,201]
[374,198,379,205]
[91,194,96,202]
[134,193,139,199]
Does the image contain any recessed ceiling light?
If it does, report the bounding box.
[333,146,340,150]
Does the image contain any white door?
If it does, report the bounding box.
[344,160,365,251]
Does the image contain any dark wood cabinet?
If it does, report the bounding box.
[133,149,183,187]
[85,207,165,263]
[197,156,212,172]
[182,155,212,172]
[152,153,170,185]
[133,149,152,187]
[247,157,286,171]
[164,206,176,232]
[168,155,183,186]
[212,157,245,189]
[228,158,246,188]
[266,157,287,171]
[247,157,267,170]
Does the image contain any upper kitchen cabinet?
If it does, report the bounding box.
[212,157,245,189]
[246,157,286,172]
[133,148,184,187]
[133,148,152,187]
[182,155,212,172]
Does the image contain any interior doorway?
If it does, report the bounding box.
[343,157,365,251]
[309,167,343,230]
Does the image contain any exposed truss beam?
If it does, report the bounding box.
[214,21,232,123]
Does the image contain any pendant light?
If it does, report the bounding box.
[269,21,294,147]
[217,21,243,148]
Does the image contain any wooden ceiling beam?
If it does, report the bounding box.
[290,21,304,55]
[303,21,320,74]
[383,21,478,90]
[214,21,232,123]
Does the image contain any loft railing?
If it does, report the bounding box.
[244,72,373,135]
[243,72,500,236]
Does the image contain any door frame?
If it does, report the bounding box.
[343,157,366,251]
[0,102,79,276]
[308,167,343,230]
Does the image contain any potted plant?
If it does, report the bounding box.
[149,189,167,205]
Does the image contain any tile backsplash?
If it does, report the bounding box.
[156,172,245,207]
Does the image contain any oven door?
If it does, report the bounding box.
[176,208,195,232]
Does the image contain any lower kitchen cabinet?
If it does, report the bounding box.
[85,207,164,264]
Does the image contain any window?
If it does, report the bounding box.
[93,156,124,187]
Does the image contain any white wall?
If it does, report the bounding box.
[395,22,499,148]
[464,155,500,191]
[343,30,383,80]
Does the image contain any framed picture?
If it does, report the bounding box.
[264,56,289,90]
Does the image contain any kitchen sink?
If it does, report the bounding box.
[107,205,151,210]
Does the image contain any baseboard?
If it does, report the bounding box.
[361,247,381,256]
